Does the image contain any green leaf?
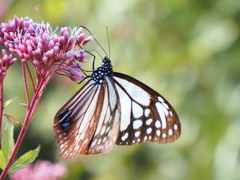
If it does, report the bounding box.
[9,145,40,173]
[0,118,15,170]
[0,150,6,170]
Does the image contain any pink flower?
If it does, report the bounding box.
[0,16,93,82]
[0,49,17,78]
[9,160,67,180]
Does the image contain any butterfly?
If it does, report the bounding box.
[53,56,181,159]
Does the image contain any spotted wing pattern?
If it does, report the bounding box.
[113,72,181,145]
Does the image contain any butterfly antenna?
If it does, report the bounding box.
[80,26,109,58]
[106,26,111,59]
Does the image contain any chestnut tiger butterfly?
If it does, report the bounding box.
[53,29,181,159]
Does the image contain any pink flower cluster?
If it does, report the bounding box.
[0,16,93,82]
[9,160,67,180]
[0,49,17,77]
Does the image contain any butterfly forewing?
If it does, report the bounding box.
[113,72,181,145]
[54,80,106,158]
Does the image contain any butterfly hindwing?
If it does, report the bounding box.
[113,72,181,145]
[87,77,121,155]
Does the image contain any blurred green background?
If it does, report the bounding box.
[1,0,240,179]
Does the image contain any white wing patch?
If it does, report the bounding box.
[114,76,150,106]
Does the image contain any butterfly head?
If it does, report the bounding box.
[102,57,111,65]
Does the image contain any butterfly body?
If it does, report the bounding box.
[54,57,181,159]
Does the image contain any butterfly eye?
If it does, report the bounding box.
[54,56,181,159]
